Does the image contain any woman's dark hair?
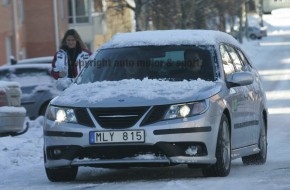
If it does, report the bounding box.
[60,29,86,50]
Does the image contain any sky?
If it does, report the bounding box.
[1,11,290,190]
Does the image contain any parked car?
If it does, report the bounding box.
[17,56,53,64]
[247,26,267,40]
[43,30,268,181]
[0,60,60,119]
[0,81,27,137]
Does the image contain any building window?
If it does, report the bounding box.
[20,48,26,60]
[93,0,103,12]
[61,0,65,20]
[5,36,12,64]
[18,0,24,24]
[2,0,9,6]
[68,0,92,24]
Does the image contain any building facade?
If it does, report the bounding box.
[68,0,134,50]
[263,0,290,14]
[0,0,134,66]
[0,0,68,65]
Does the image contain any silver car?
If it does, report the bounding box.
[43,30,268,181]
[247,26,267,40]
[0,61,60,119]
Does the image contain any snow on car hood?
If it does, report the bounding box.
[0,81,20,92]
[52,78,221,107]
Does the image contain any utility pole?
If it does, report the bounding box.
[245,0,250,39]
[259,0,264,27]
[12,0,19,61]
[239,4,244,43]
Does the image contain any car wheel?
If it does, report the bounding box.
[202,114,231,177]
[45,166,78,182]
[249,34,257,40]
[242,114,267,165]
[40,102,49,116]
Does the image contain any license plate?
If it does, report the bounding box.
[89,130,145,144]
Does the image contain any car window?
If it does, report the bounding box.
[14,68,49,77]
[236,49,252,71]
[224,45,245,72]
[220,45,235,76]
[10,68,53,87]
[0,69,10,80]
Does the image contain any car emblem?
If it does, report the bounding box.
[118,99,125,102]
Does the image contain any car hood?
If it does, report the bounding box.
[51,79,223,107]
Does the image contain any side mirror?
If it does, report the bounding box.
[226,71,254,87]
[56,78,74,91]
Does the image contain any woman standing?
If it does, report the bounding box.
[51,29,92,80]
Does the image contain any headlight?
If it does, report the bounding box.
[46,105,77,123]
[164,100,208,120]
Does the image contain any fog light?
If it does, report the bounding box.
[185,145,198,156]
[53,149,62,156]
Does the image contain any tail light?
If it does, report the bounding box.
[0,90,8,106]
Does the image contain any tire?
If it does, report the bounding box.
[45,166,78,182]
[249,34,257,40]
[40,102,49,116]
[202,114,231,177]
[242,114,267,165]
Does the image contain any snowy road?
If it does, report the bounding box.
[1,15,290,190]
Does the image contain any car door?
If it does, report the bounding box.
[220,44,253,149]
[224,44,259,148]
[235,48,261,144]
[12,67,56,118]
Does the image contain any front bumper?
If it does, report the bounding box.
[44,112,220,168]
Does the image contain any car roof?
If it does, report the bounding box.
[17,56,53,64]
[0,81,20,88]
[0,63,51,70]
[100,30,241,50]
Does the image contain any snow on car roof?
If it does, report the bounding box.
[0,81,20,88]
[0,81,20,87]
[18,56,53,64]
[100,29,240,49]
[0,63,51,69]
[0,106,26,113]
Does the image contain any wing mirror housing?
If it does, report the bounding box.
[226,71,254,88]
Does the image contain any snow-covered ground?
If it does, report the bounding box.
[1,12,290,189]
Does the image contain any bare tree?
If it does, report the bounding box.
[149,0,181,29]
[109,0,149,31]
[108,0,258,32]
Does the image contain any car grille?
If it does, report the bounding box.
[90,106,150,129]
[74,108,95,127]
[140,105,169,126]
[80,145,164,160]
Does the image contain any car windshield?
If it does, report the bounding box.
[76,45,217,84]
